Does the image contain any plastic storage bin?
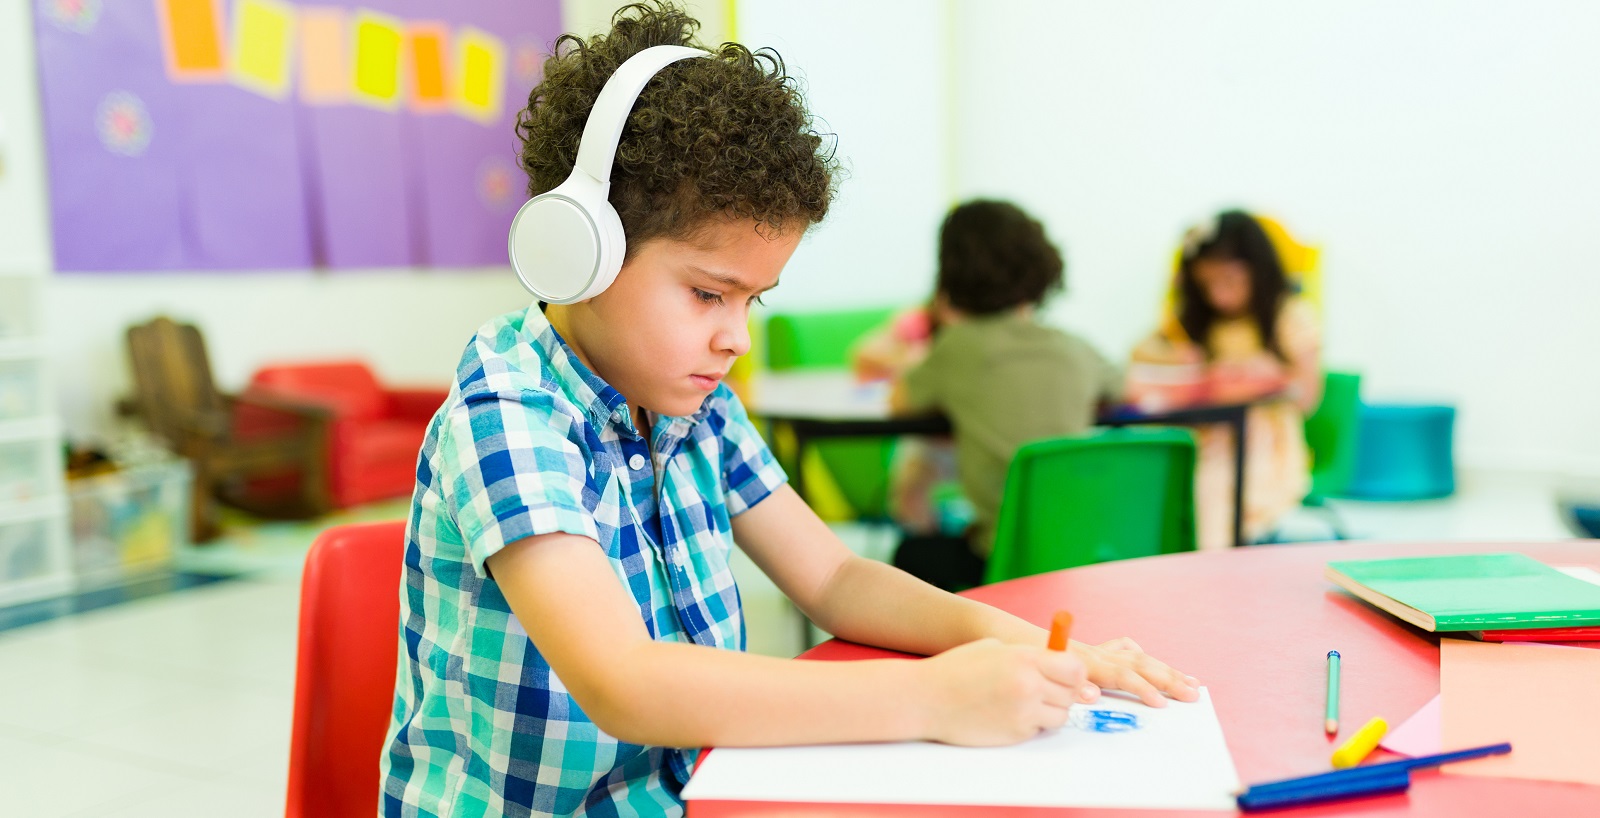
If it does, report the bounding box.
[68,459,192,587]
[0,360,40,421]
[1345,403,1456,500]
[0,515,54,587]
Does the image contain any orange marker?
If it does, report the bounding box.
[1048,610,1074,652]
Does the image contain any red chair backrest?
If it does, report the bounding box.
[286,520,406,818]
[253,362,388,422]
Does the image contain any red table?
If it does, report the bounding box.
[690,540,1600,817]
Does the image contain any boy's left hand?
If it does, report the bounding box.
[1069,637,1201,708]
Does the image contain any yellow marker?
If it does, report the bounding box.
[1330,716,1388,768]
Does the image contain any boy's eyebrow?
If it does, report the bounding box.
[690,266,780,293]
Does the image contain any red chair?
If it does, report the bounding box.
[245,362,448,508]
[286,521,406,818]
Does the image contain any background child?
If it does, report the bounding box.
[381,6,1198,817]
[850,305,966,537]
[1130,210,1323,549]
[890,199,1123,590]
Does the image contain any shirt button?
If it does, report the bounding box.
[628,454,647,470]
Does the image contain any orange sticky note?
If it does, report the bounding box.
[352,11,404,108]
[156,0,227,81]
[298,8,348,104]
[230,0,296,100]
[454,26,505,124]
[408,23,451,112]
[1048,611,1073,652]
[1440,638,1600,786]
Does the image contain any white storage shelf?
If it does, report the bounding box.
[0,269,70,607]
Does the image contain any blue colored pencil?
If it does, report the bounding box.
[1243,742,1512,798]
[1238,768,1410,812]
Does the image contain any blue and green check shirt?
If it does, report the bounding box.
[380,305,786,817]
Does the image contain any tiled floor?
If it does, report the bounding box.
[0,471,1588,815]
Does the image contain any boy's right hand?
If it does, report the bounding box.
[916,638,1091,746]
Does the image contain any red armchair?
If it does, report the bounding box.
[244,362,448,508]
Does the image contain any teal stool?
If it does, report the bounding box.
[1345,404,1456,500]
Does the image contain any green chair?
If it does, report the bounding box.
[764,308,900,519]
[1304,371,1363,502]
[984,428,1197,584]
[765,308,899,371]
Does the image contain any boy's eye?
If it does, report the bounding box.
[750,294,766,307]
[692,288,723,305]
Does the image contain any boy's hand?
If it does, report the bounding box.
[1070,637,1200,708]
[916,638,1092,746]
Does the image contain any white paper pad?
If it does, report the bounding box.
[682,687,1240,810]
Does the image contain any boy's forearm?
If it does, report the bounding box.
[594,641,929,748]
[808,555,1046,655]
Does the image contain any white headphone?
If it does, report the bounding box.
[508,45,711,304]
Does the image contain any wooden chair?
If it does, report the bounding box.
[124,317,332,541]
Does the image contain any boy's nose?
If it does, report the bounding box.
[715,317,752,357]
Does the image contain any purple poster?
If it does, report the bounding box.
[35,0,314,271]
[32,0,561,272]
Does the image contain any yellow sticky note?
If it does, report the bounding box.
[408,23,451,112]
[156,0,227,81]
[352,11,405,108]
[298,8,348,104]
[230,0,296,100]
[454,27,505,124]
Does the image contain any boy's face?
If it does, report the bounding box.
[557,218,799,418]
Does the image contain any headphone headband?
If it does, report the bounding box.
[573,45,709,188]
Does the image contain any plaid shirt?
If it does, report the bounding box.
[381,305,786,817]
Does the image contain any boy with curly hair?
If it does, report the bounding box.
[381,5,1197,816]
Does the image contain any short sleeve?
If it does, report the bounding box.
[436,389,600,577]
[716,387,789,516]
[902,335,949,412]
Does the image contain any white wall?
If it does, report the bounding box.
[736,0,952,312]
[949,0,1600,476]
[0,0,52,273]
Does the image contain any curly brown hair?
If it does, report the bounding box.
[935,200,1065,316]
[515,1,838,251]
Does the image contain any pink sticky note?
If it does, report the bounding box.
[1380,694,1441,757]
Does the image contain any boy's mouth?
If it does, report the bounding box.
[689,372,723,390]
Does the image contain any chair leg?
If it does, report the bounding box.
[188,460,221,543]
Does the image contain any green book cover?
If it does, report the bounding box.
[1324,553,1600,631]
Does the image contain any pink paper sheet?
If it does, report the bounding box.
[1440,638,1600,786]
[1379,694,1441,757]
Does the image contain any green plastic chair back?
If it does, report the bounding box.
[765,308,898,372]
[764,308,901,519]
[1304,371,1362,501]
[984,428,1198,584]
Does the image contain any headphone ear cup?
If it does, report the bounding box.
[585,198,628,298]
[508,176,614,304]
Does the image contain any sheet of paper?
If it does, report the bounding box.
[1440,639,1600,786]
[1380,694,1441,757]
[683,688,1240,810]
[1557,566,1600,586]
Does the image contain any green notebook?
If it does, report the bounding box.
[1325,553,1600,632]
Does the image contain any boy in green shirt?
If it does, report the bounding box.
[892,200,1123,589]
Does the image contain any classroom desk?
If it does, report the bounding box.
[690,539,1600,818]
[749,371,1267,548]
